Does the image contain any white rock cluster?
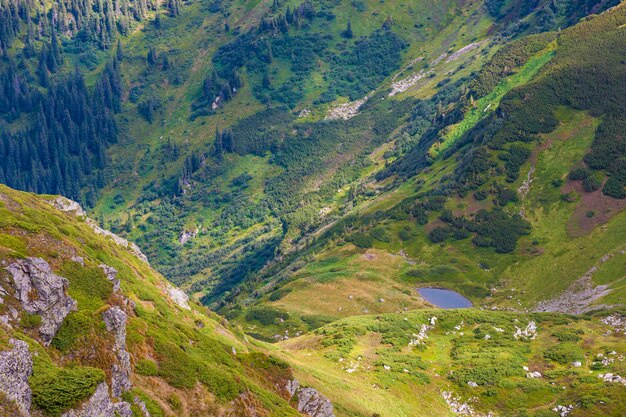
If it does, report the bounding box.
[598,373,626,386]
[441,391,494,417]
[513,321,537,340]
[552,404,574,417]
[409,317,437,346]
[601,314,626,335]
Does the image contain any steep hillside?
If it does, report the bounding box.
[2,0,619,306]
[225,2,626,339]
[0,184,333,417]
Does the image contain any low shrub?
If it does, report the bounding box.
[30,365,105,416]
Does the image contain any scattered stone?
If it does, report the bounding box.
[6,257,77,345]
[483,334,491,340]
[296,387,335,417]
[409,317,437,346]
[572,361,582,368]
[467,381,478,387]
[389,70,427,96]
[441,391,494,417]
[71,256,85,266]
[598,373,626,385]
[534,250,623,314]
[552,404,574,417]
[602,314,626,335]
[0,339,33,416]
[446,41,485,63]
[513,321,537,341]
[526,371,542,379]
[325,92,373,121]
[383,365,391,371]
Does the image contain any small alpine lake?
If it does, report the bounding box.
[417,288,472,309]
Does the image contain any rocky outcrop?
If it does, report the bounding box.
[0,339,33,416]
[134,396,151,417]
[6,258,77,345]
[286,379,334,417]
[162,283,191,310]
[102,307,132,398]
[99,264,121,293]
[50,196,149,265]
[61,382,132,417]
[179,227,199,245]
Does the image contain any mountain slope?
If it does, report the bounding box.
[0,184,330,416]
[224,2,626,339]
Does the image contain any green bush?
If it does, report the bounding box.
[197,364,243,401]
[62,263,113,311]
[245,306,288,326]
[30,365,105,416]
[268,288,291,302]
[370,226,392,243]
[543,343,584,364]
[0,233,27,256]
[51,312,92,352]
[135,359,159,376]
[350,234,373,248]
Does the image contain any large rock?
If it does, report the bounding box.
[61,382,132,417]
[0,339,33,416]
[102,307,132,398]
[6,258,77,345]
[99,264,121,293]
[287,379,334,417]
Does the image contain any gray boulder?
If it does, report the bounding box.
[6,258,77,345]
[287,379,334,417]
[102,307,132,398]
[0,339,33,416]
[61,382,132,417]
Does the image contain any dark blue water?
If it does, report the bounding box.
[417,288,472,309]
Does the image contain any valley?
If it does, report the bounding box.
[0,0,625,415]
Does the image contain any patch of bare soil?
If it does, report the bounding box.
[562,180,626,237]
[361,251,377,261]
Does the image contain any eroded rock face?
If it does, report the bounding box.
[287,379,334,417]
[61,382,132,417]
[0,339,33,416]
[6,258,77,345]
[102,307,132,398]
